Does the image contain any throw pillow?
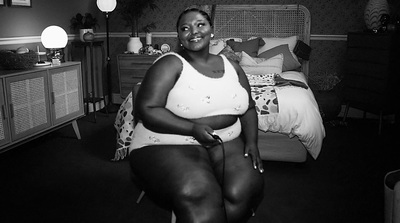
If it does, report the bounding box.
[209,38,242,55]
[227,38,265,57]
[239,52,283,75]
[258,36,298,55]
[218,45,242,63]
[258,44,301,71]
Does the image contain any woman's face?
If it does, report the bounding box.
[177,11,213,52]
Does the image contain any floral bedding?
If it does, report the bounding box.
[251,71,325,159]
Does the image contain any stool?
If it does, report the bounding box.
[136,190,176,223]
[384,169,400,223]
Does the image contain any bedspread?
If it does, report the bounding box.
[254,71,325,159]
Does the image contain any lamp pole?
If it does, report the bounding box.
[97,0,118,113]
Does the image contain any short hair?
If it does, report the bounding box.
[176,8,213,32]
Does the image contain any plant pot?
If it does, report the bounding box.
[127,37,143,54]
[79,29,94,42]
[364,0,389,31]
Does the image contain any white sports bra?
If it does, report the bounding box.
[161,52,249,119]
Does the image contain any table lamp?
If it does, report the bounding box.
[41,25,68,65]
[97,0,118,113]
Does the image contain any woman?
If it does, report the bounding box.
[129,8,264,223]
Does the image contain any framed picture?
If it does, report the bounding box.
[0,0,5,6]
[9,0,31,7]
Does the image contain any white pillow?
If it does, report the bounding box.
[239,51,283,75]
[209,38,242,55]
[258,36,298,56]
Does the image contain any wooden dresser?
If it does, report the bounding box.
[117,54,158,99]
[343,32,400,131]
[0,62,84,152]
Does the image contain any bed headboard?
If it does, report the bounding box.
[211,5,311,76]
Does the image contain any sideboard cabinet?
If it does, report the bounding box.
[0,62,84,153]
[117,54,158,99]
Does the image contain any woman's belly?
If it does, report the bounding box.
[190,115,238,130]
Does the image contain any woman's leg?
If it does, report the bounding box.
[129,145,227,223]
[208,137,265,223]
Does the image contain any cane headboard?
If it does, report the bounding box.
[212,5,311,76]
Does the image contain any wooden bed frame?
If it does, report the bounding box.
[212,5,312,162]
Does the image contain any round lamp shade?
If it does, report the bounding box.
[41,26,68,49]
[97,0,117,12]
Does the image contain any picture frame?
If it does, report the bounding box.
[0,0,5,6]
[8,0,31,7]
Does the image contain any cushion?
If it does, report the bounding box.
[258,36,298,55]
[293,40,312,60]
[218,45,241,63]
[258,44,301,71]
[209,38,242,55]
[239,52,283,75]
[227,38,265,57]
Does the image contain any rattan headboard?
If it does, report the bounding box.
[212,5,311,76]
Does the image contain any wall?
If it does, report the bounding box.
[0,0,386,102]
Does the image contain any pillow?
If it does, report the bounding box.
[258,44,301,71]
[239,52,283,75]
[293,40,312,60]
[227,38,265,57]
[258,36,298,55]
[209,38,242,55]
[218,45,242,63]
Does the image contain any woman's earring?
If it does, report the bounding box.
[211,33,215,38]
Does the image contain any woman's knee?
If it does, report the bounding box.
[173,178,227,222]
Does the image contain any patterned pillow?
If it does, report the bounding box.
[209,38,242,55]
[218,45,242,63]
[227,38,265,57]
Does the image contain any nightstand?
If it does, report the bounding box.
[117,54,158,99]
[342,32,400,133]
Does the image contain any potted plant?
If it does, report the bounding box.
[70,13,99,42]
[116,0,158,53]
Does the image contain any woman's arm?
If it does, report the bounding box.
[230,60,264,173]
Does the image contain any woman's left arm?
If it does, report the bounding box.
[231,61,264,173]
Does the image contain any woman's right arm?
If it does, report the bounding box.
[135,55,216,144]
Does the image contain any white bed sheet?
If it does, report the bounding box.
[256,71,325,159]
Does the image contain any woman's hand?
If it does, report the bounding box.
[244,144,264,173]
[191,124,220,148]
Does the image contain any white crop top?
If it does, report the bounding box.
[159,52,249,119]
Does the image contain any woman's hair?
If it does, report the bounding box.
[176,8,213,32]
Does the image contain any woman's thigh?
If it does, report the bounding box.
[129,145,221,205]
[208,137,264,200]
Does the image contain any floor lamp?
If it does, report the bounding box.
[97,0,119,113]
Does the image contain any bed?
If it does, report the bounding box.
[113,4,325,163]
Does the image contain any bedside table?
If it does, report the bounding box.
[117,54,158,99]
[342,32,400,133]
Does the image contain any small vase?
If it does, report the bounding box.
[83,32,95,42]
[127,37,143,54]
[364,0,389,31]
[79,29,94,42]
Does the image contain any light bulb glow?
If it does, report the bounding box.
[41,26,68,49]
[97,0,117,12]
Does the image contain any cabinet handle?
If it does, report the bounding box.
[10,103,14,118]
[51,92,55,104]
[1,105,6,120]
